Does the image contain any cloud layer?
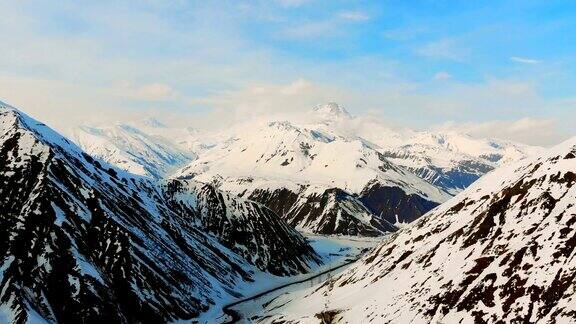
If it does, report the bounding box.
[0,0,574,146]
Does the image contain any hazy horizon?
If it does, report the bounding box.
[1,0,575,146]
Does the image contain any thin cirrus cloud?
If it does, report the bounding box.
[280,11,370,40]
[276,0,311,7]
[510,56,541,64]
[337,11,370,22]
[416,38,465,61]
[114,82,178,102]
[435,118,561,147]
[433,71,452,81]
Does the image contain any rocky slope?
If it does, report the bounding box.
[256,136,576,323]
[164,180,320,275]
[0,102,320,323]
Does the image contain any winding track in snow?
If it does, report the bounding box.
[222,257,360,323]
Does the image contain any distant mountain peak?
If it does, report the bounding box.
[312,102,352,120]
[0,100,14,110]
[139,117,167,128]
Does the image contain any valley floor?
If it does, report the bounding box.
[196,234,382,324]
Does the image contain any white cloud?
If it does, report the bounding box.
[190,78,346,124]
[510,56,541,64]
[276,0,311,7]
[417,39,464,61]
[0,74,133,131]
[280,11,368,40]
[434,118,561,146]
[337,11,369,22]
[433,71,452,81]
[281,20,338,40]
[114,81,178,101]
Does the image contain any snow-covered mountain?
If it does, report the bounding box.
[255,136,576,323]
[0,102,320,322]
[311,102,352,121]
[164,179,321,275]
[382,131,542,194]
[172,103,541,236]
[67,120,204,178]
[174,105,452,236]
[69,103,538,236]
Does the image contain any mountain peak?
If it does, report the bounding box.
[139,117,167,128]
[0,99,13,109]
[0,100,20,116]
[312,102,352,120]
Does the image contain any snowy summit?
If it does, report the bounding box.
[311,102,352,121]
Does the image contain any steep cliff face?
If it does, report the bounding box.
[256,137,576,323]
[0,103,319,323]
[164,180,321,275]
[247,186,398,236]
[358,182,440,225]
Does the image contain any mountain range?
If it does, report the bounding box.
[69,103,539,236]
[2,99,575,323]
[0,102,320,322]
[252,135,576,323]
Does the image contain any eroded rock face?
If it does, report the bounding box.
[239,181,439,237]
[258,138,576,323]
[243,186,396,236]
[0,104,319,323]
[359,182,440,225]
[164,180,321,275]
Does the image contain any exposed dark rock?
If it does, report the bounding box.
[0,105,320,323]
[359,183,439,225]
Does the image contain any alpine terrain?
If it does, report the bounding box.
[68,120,201,178]
[0,101,321,323]
[69,103,538,237]
[253,136,576,323]
[381,131,541,194]
[174,103,452,236]
[173,103,537,236]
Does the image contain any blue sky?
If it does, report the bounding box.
[1,0,575,145]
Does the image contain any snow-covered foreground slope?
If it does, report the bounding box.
[0,102,320,323]
[174,107,452,236]
[253,137,576,323]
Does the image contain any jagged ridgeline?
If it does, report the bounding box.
[0,102,320,323]
[71,103,538,237]
[257,137,576,323]
[173,115,453,236]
